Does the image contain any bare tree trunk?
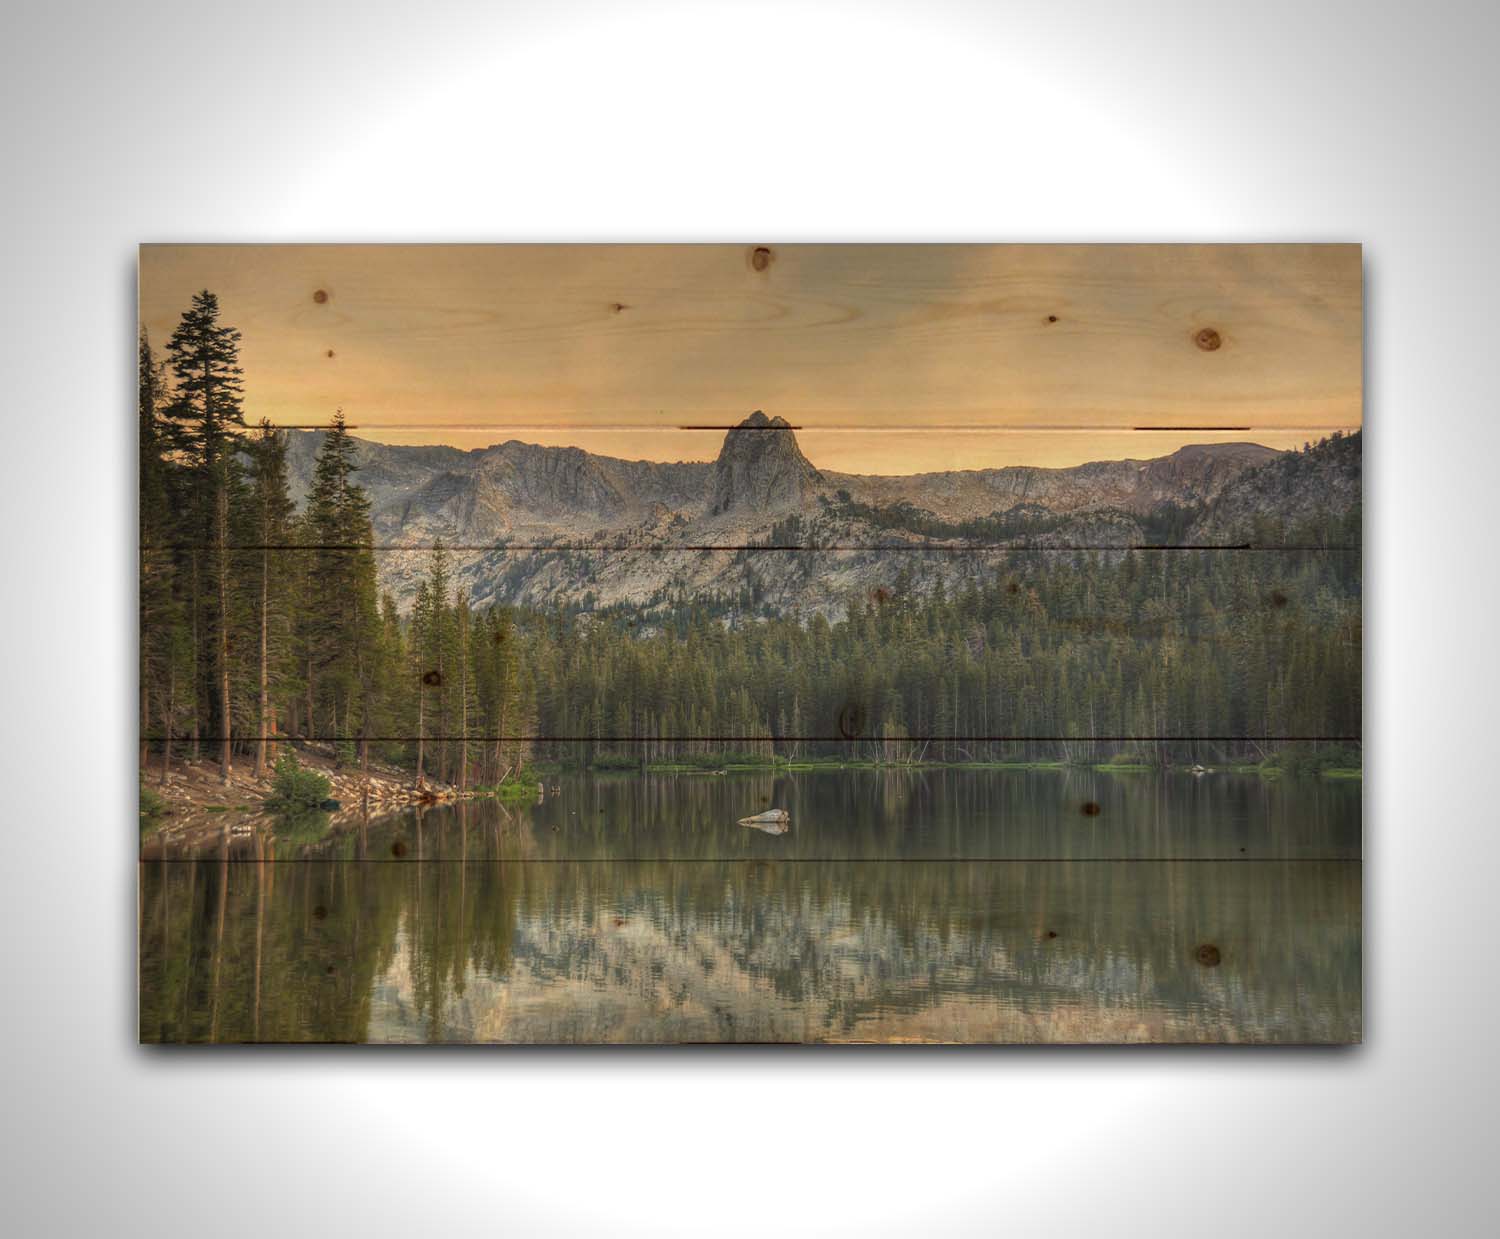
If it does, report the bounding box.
[217,483,232,784]
[304,653,314,741]
[494,681,507,784]
[159,666,175,787]
[254,544,269,778]
[357,645,371,805]
[415,683,425,784]
[140,644,150,769]
[458,619,468,793]
[437,640,447,785]
[190,550,200,762]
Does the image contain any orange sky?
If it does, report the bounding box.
[139,244,1361,473]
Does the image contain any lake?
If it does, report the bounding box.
[139,768,1361,1043]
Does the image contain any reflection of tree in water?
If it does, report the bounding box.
[482,858,1358,1042]
[150,767,1359,867]
[141,807,525,1043]
[141,826,1358,1043]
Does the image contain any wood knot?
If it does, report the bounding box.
[749,246,773,272]
[390,839,408,858]
[1194,327,1222,351]
[1195,943,1222,967]
[1080,801,1102,817]
[1046,929,1058,939]
[422,670,442,686]
[1046,314,1058,324]
[837,702,866,740]
[1268,590,1289,608]
[325,349,335,359]
[312,904,328,920]
[869,586,892,605]
[610,302,628,313]
[313,289,329,304]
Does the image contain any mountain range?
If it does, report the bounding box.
[284,412,1359,620]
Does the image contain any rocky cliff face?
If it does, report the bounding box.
[708,410,824,515]
[283,414,1358,616]
[1187,431,1362,544]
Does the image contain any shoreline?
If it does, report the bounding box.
[139,747,539,843]
[541,758,1364,779]
[141,750,1361,846]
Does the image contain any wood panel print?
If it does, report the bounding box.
[138,244,1362,1043]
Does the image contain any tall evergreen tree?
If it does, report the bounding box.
[163,291,245,782]
[246,419,296,776]
[299,410,380,761]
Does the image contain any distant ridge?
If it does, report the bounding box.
[281,413,1355,617]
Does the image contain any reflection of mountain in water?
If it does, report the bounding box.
[140,849,1360,1044]
[366,858,1357,1044]
[138,773,1361,1044]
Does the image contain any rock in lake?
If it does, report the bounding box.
[738,808,790,835]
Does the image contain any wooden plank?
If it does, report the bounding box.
[138,855,1360,1043]
[139,244,1362,444]
[140,543,1360,747]
[155,422,1361,551]
[138,243,1362,1045]
[142,760,1362,863]
[250,423,1362,467]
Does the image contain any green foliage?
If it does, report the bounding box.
[1266,744,1363,778]
[465,767,543,803]
[507,528,1360,769]
[267,751,332,811]
[138,295,1361,790]
[139,783,167,818]
[589,754,643,771]
[495,778,541,803]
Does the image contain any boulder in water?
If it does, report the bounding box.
[738,808,790,835]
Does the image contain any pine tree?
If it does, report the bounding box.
[246,419,295,776]
[139,331,170,766]
[299,410,379,761]
[163,291,245,782]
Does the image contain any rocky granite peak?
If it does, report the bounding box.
[279,424,1357,618]
[709,411,824,515]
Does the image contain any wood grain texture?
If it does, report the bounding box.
[137,244,1363,1045]
[140,245,1362,462]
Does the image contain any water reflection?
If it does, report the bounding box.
[738,809,790,835]
[144,767,1361,863]
[139,773,1361,1044]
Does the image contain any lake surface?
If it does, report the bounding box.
[139,768,1361,1043]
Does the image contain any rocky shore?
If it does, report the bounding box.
[140,746,480,843]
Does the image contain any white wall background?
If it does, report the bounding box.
[1,1,1495,1234]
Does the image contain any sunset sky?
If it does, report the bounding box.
[139,244,1361,474]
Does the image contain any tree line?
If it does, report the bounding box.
[140,291,532,789]
[507,514,1360,768]
[141,291,1360,784]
